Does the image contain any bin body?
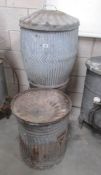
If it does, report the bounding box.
[21,29,78,88]
[80,57,101,130]
[20,9,79,89]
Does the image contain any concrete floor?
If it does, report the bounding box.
[0,107,101,175]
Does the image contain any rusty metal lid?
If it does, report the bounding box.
[20,9,79,31]
[86,56,101,75]
[11,89,72,124]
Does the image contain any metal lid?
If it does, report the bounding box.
[11,89,72,124]
[20,9,79,31]
[86,56,101,75]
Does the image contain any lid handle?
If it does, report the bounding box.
[43,4,57,10]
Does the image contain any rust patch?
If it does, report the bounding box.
[57,130,67,147]
[32,147,39,161]
[19,135,68,168]
[19,136,31,158]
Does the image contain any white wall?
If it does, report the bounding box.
[46,0,101,38]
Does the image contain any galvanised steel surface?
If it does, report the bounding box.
[11,89,72,169]
[79,57,101,129]
[21,29,78,88]
[17,116,69,169]
[20,9,79,89]
[30,81,68,93]
[0,60,7,105]
[20,9,79,32]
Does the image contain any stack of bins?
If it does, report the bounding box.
[12,8,79,170]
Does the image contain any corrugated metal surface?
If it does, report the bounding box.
[18,116,69,169]
[20,9,79,31]
[79,57,101,129]
[21,29,78,88]
[86,56,101,75]
[11,89,72,169]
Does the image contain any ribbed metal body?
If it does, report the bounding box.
[11,89,72,169]
[0,61,7,105]
[21,29,78,88]
[17,116,69,169]
[80,69,101,126]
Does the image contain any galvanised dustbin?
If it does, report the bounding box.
[79,57,101,131]
[11,89,72,169]
[20,9,79,89]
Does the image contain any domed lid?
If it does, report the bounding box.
[11,89,72,124]
[20,9,80,31]
[86,56,101,75]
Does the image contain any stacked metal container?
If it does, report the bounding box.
[79,57,101,131]
[13,9,79,169]
[20,9,79,90]
[11,89,72,169]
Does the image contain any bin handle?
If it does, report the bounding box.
[43,4,57,10]
[88,98,101,132]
